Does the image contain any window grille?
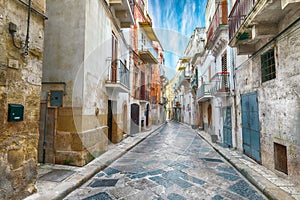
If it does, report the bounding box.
[261,48,276,82]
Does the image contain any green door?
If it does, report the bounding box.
[223,106,232,148]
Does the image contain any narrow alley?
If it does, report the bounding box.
[65,121,266,200]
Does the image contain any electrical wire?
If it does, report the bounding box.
[22,0,31,56]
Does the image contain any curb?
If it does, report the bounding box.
[26,123,166,200]
[196,131,295,200]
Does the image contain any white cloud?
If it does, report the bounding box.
[148,0,207,72]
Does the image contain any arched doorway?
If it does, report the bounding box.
[131,104,139,134]
[122,104,127,135]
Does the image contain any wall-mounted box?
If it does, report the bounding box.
[8,104,24,122]
[50,91,63,107]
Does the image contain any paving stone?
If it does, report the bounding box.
[119,189,157,200]
[200,158,224,163]
[96,172,106,178]
[171,178,193,189]
[211,195,224,200]
[162,170,188,181]
[167,193,186,200]
[129,172,149,179]
[216,173,240,181]
[88,179,119,187]
[108,186,138,199]
[169,163,189,170]
[103,168,121,176]
[83,192,112,200]
[216,166,238,175]
[124,167,147,174]
[191,177,206,185]
[229,180,264,199]
[127,178,158,190]
[149,176,173,188]
[148,169,165,176]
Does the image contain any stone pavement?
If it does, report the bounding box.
[25,124,166,200]
[196,128,300,200]
[24,121,300,200]
[65,121,267,200]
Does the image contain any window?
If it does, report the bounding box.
[261,48,276,82]
[221,52,227,72]
[221,52,228,89]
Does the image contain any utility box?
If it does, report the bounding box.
[50,91,63,107]
[8,104,24,122]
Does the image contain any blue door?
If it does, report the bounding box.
[241,92,261,163]
[223,107,232,148]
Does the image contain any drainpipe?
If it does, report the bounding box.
[42,92,49,164]
[232,48,238,149]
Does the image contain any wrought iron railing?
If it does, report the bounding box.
[139,39,158,60]
[106,59,130,88]
[206,1,228,47]
[211,72,230,94]
[140,85,150,101]
[229,0,257,41]
[196,83,213,100]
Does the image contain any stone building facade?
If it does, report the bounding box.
[130,0,162,133]
[197,0,233,146]
[41,0,133,166]
[229,0,300,185]
[0,0,46,199]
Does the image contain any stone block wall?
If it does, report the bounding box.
[0,0,45,199]
[235,22,300,185]
[52,107,108,166]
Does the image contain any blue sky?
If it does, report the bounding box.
[148,0,207,79]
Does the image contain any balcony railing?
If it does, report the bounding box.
[196,83,213,101]
[229,0,257,41]
[206,1,228,47]
[138,40,158,64]
[137,0,145,15]
[140,87,150,101]
[106,59,129,89]
[211,72,230,95]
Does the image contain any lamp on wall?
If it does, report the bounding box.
[9,0,32,57]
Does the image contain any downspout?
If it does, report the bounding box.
[232,48,238,149]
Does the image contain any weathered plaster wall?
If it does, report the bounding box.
[42,0,110,166]
[0,0,45,199]
[235,22,300,185]
[43,0,85,106]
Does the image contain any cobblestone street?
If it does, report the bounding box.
[65,122,266,200]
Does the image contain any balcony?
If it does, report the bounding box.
[109,0,134,28]
[228,0,256,42]
[197,84,213,102]
[211,72,230,96]
[206,1,228,50]
[105,59,130,93]
[138,41,158,64]
[229,0,300,54]
[140,87,150,101]
[136,0,146,16]
[177,70,191,90]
